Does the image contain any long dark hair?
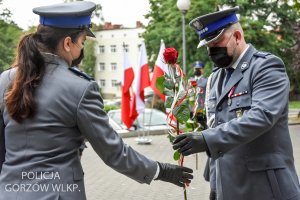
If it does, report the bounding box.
[5,25,83,123]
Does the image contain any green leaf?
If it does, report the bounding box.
[173,101,190,124]
[164,88,174,96]
[173,151,180,161]
[165,96,174,108]
[164,72,171,79]
[155,76,165,94]
[167,133,175,143]
[164,78,175,90]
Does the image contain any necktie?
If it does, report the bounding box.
[224,68,234,86]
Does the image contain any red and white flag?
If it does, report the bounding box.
[150,39,169,101]
[121,48,135,129]
[131,41,150,121]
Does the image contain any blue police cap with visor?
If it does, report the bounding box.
[32,1,96,37]
[189,6,239,48]
[193,61,204,69]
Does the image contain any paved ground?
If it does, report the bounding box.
[81,125,300,200]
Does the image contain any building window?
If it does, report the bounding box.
[123,44,129,52]
[99,45,105,53]
[99,79,105,88]
[98,63,105,71]
[123,33,127,37]
[137,44,142,51]
[111,63,117,71]
[110,45,117,53]
[111,34,114,38]
[111,80,119,87]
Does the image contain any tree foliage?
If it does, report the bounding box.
[0,1,22,73]
[144,0,300,94]
[80,39,96,78]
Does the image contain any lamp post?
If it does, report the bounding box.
[177,0,191,75]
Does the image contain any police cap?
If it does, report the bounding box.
[33,1,96,37]
[189,6,239,48]
[193,61,204,69]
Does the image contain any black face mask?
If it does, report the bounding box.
[208,47,233,68]
[194,70,201,77]
[71,48,84,67]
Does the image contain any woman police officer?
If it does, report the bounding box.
[0,2,193,200]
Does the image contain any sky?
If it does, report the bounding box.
[1,0,151,30]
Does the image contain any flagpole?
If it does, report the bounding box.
[147,92,156,139]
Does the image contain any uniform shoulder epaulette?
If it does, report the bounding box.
[254,51,271,58]
[69,67,94,81]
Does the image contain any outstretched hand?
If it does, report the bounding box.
[172,133,207,156]
[155,162,193,187]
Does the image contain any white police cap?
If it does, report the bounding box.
[33,1,96,37]
[189,6,239,48]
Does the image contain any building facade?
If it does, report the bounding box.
[94,22,145,99]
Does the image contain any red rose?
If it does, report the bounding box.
[190,80,197,87]
[163,48,179,65]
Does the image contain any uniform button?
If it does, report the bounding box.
[236,102,240,106]
[217,106,222,111]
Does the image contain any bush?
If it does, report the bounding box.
[103,105,120,113]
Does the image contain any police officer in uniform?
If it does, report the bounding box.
[0,2,193,200]
[173,6,300,200]
[191,61,208,129]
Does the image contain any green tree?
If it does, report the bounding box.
[80,39,96,78]
[0,0,22,73]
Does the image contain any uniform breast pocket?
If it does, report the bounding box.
[228,93,251,118]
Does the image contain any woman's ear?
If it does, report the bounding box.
[63,36,72,52]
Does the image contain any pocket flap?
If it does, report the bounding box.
[246,154,286,172]
[228,94,251,112]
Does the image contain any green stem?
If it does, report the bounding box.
[184,189,187,200]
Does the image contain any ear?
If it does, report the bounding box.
[234,30,242,45]
[63,36,72,52]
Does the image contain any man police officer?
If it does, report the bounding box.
[173,6,300,200]
[190,61,208,129]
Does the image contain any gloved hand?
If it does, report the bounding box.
[172,132,207,156]
[155,162,193,187]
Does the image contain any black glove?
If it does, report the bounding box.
[172,132,207,156]
[155,162,193,187]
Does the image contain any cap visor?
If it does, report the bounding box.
[197,29,226,48]
[86,29,95,37]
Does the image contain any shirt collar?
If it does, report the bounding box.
[230,44,250,69]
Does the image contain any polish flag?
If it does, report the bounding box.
[121,48,135,129]
[130,41,150,121]
[150,39,169,101]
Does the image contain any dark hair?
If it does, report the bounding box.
[5,25,83,123]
